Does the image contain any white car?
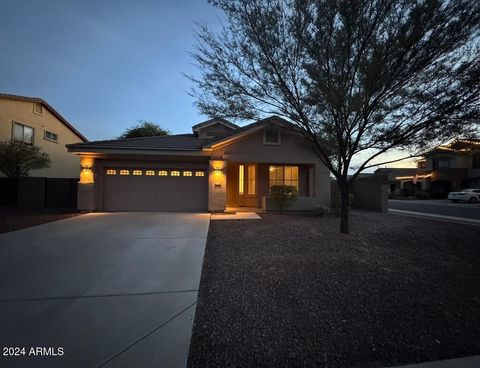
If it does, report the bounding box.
[448,189,480,203]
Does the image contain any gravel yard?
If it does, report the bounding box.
[188,211,480,368]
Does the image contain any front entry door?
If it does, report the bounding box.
[238,164,257,207]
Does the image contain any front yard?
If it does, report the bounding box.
[188,211,480,367]
[0,206,81,234]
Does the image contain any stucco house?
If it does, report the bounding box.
[67,116,331,212]
[0,93,88,178]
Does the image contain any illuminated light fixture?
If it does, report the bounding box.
[395,174,432,180]
[79,157,95,184]
[213,167,222,174]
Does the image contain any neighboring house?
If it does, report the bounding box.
[67,116,331,212]
[375,138,480,198]
[0,93,87,178]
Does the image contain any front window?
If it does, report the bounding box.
[13,122,34,144]
[269,165,299,190]
[247,164,256,195]
[239,165,245,195]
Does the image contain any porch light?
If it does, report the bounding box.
[79,157,94,184]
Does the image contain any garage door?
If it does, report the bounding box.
[103,167,208,211]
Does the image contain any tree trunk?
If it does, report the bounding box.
[339,182,350,234]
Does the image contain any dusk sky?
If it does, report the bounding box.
[0,0,415,169]
[0,0,223,140]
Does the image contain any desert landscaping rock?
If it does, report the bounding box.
[188,211,480,367]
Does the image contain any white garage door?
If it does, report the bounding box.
[103,167,208,211]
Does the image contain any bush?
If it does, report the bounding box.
[270,185,298,211]
[313,205,329,217]
[415,190,431,200]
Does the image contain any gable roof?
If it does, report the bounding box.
[67,115,294,153]
[191,118,239,133]
[0,93,88,142]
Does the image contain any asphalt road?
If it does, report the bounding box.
[389,199,480,220]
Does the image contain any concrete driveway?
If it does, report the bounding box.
[0,212,210,368]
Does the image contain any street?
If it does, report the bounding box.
[389,199,480,220]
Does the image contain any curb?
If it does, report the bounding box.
[388,355,480,368]
[388,209,480,226]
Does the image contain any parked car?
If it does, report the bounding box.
[447,189,480,203]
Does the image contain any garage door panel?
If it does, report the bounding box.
[103,168,208,212]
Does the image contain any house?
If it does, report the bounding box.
[66,116,331,212]
[375,139,480,198]
[0,93,88,178]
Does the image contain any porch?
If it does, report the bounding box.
[208,160,330,212]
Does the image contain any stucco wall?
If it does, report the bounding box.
[0,98,84,178]
[211,128,331,208]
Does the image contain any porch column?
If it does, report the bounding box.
[208,159,227,212]
[78,156,96,211]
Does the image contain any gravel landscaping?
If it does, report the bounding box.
[188,211,480,368]
[0,206,82,234]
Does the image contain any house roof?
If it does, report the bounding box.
[0,93,88,142]
[191,118,239,133]
[67,134,213,151]
[67,115,295,153]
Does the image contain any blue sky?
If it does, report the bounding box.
[0,0,224,140]
[0,0,415,170]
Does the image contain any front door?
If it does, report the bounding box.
[238,163,257,207]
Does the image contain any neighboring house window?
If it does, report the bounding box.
[247,164,256,195]
[13,122,34,144]
[158,170,168,176]
[44,130,58,142]
[263,127,281,145]
[433,158,450,169]
[269,165,299,190]
[239,165,245,195]
[195,171,204,177]
[33,102,43,115]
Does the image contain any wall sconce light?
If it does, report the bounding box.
[79,157,95,184]
[214,167,222,174]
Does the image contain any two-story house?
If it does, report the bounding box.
[376,139,480,198]
[0,93,87,178]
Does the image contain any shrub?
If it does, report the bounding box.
[270,185,298,211]
[0,140,50,177]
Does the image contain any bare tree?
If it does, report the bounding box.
[188,0,480,233]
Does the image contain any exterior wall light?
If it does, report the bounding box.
[79,157,95,184]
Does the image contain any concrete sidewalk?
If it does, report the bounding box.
[389,208,480,226]
[391,355,480,368]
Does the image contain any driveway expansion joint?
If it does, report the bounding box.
[0,289,199,303]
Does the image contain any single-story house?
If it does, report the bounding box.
[66,116,331,212]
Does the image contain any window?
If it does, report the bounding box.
[171,171,180,176]
[269,165,299,190]
[433,158,450,169]
[263,127,280,145]
[158,170,168,176]
[239,165,245,195]
[133,170,142,176]
[13,122,34,144]
[146,170,155,176]
[247,165,256,195]
[106,169,116,175]
[120,170,130,175]
[44,130,58,142]
[183,171,192,176]
[195,171,204,177]
[33,102,43,115]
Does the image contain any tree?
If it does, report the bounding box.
[188,0,480,233]
[119,120,170,139]
[0,141,51,177]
